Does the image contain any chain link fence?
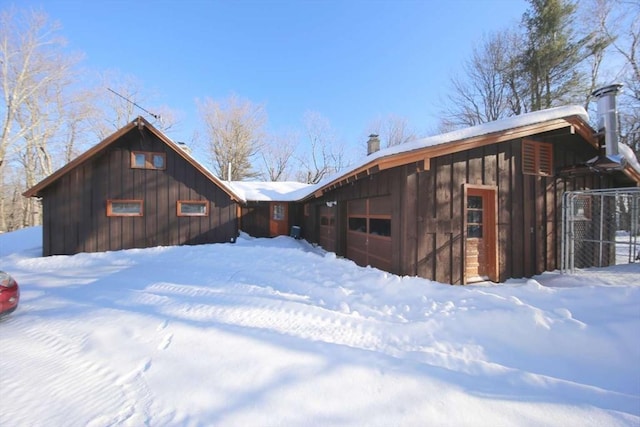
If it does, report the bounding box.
[562,188,639,274]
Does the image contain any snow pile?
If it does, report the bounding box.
[1,228,638,426]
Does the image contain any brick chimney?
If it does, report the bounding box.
[367,134,380,155]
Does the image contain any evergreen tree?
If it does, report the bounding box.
[521,0,589,111]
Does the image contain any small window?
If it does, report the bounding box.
[133,153,146,168]
[152,154,165,169]
[522,140,553,176]
[348,217,367,233]
[177,201,208,217]
[572,196,591,220]
[369,218,391,237]
[467,195,483,238]
[131,151,166,170]
[273,204,285,221]
[107,200,143,217]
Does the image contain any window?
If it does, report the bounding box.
[348,217,367,233]
[347,197,392,238]
[571,196,591,220]
[522,140,553,176]
[107,200,143,216]
[177,201,208,217]
[467,195,483,238]
[272,203,286,221]
[131,151,166,170]
[369,218,391,237]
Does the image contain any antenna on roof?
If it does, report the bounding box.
[107,88,162,122]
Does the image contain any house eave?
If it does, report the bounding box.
[310,115,592,199]
[22,117,244,203]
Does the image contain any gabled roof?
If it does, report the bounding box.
[23,116,244,202]
[301,105,638,200]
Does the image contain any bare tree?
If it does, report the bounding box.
[198,95,266,181]
[366,114,416,149]
[296,112,346,184]
[439,30,520,130]
[259,132,298,181]
[0,8,84,230]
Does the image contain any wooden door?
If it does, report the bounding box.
[269,202,288,236]
[464,187,498,283]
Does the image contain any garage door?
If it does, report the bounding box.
[318,204,336,253]
[347,196,392,271]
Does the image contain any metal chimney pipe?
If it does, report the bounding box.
[367,134,380,155]
[592,83,623,158]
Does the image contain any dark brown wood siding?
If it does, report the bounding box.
[40,127,238,256]
[239,201,302,238]
[307,132,614,284]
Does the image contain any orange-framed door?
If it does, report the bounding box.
[464,186,498,283]
[269,202,289,236]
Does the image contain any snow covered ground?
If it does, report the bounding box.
[1,227,639,427]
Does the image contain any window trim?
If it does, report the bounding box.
[131,151,166,170]
[522,139,553,176]
[107,199,144,217]
[177,200,209,217]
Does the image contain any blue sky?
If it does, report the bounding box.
[13,0,528,157]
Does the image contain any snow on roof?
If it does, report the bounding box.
[186,105,637,204]
[229,181,314,202]
[619,142,640,175]
[352,105,590,169]
[293,105,592,200]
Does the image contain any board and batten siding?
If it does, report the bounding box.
[306,132,611,284]
[40,128,237,256]
[414,136,610,283]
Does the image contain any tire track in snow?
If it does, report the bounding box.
[1,314,175,427]
[148,287,385,351]
[1,317,129,426]
[138,282,506,377]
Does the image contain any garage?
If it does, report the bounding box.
[347,196,392,271]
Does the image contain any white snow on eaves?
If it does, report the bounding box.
[374,105,589,159]
[619,142,640,175]
[297,105,591,200]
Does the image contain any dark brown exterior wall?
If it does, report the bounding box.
[240,202,270,237]
[40,128,238,256]
[304,132,613,284]
[240,202,304,238]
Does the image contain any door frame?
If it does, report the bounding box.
[463,184,498,284]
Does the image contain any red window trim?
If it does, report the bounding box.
[131,151,166,170]
[177,200,209,217]
[107,199,144,217]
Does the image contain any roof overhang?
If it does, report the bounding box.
[308,114,594,199]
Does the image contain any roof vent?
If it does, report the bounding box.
[367,134,380,155]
